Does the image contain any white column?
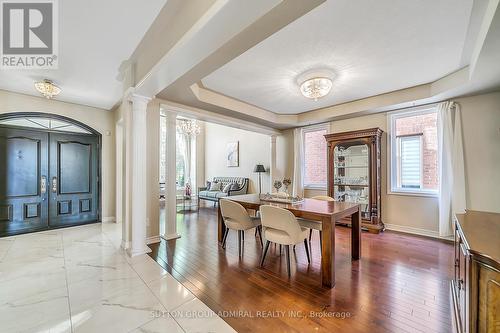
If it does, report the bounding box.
[162,110,181,240]
[269,135,277,193]
[128,94,152,256]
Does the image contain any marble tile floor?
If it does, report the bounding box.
[0,223,236,333]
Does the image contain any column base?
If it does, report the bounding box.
[127,245,152,257]
[161,233,181,241]
[121,240,130,251]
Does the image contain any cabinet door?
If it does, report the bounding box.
[477,263,500,333]
[455,228,461,286]
[459,242,468,331]
[332,142,370,219]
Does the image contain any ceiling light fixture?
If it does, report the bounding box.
[177,119,201,136]
[34,79,61,99]
[300,77,332,101]
[297,69,335,101]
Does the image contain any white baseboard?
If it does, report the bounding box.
[146,235,161,244]
[102,216,116,223]
[384,223,453,241]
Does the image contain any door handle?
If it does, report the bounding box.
[41,176,47,194]
[52,177,57,193]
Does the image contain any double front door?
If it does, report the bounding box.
[0,127,99,236]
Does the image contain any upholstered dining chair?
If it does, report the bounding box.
[219,199,263,257]
[259,205,310,278]
[299,195,335,244]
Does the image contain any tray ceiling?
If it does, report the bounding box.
[202,0,473,114]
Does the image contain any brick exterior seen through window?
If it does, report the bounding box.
[304,129,327,186]
[395,112,439,190]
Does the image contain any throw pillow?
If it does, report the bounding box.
[222,183,232,193]
[206,181,211,190]
[209,182,221,191]
[230,183,240,190]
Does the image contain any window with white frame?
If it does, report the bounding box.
[389,107,439,194]
[303,126,328,188]
[159,116,196,189]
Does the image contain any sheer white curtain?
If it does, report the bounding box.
[438,101,466,237]
[292,128,304,197]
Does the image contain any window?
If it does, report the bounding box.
[303,126,328,188]
[389,107,439,195]
[159,115,196,188]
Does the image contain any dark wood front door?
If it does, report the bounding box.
[48,132,99,228]
[0,128,49,235]
[0,126,99,236]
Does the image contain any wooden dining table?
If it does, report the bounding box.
[217,194,361,288]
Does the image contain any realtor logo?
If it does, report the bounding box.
[1,0,58,69]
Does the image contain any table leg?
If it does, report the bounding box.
[218,200,225,243]
[321,216,335,288]
[351,206,361,260]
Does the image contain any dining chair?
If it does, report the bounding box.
[299,195,335,244]
[220,199,263,257]
[259,205,310,278]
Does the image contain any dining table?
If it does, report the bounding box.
[217,194,361,288]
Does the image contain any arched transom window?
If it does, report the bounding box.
[0,116,91,134]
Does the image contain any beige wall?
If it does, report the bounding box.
[204,122,271,193]
[0,89,116,220]
[459,92,500,213]
[275,129,294,182]
[280,91,500,235]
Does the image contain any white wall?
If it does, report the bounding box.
[280,91,500,236]
[0,89,116,220]
[146,102,160,239]
[204,122,271,193]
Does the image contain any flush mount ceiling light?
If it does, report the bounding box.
[297,69,335,101]
[34,79,61,99]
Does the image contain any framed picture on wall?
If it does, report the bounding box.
[227,141,239,167]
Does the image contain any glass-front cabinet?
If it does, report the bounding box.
[333,144,370,219]
[325,128,384,233]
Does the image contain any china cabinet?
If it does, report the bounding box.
[325,128,384,233]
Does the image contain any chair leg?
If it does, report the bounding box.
[222,228,229,249]
[255,228,258,236]
[242,231,245,241]
[279,244,282,256]
[238,231,242,257]
[285,245,291,278]
[257,226,263,247]
[260,241,270,267]
[319,231,322,248]
[309,229,313,242]
[304,239,310,264]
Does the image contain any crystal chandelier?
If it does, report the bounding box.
[299,77,332,101]
[177,119,200,136]
[34,79,61,99]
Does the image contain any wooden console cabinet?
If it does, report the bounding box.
[451,211,500,333]
[325,128,384,233]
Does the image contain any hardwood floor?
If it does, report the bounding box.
[149,205,454,333]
